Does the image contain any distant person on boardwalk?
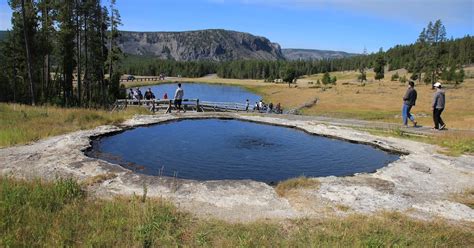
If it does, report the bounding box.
[128,88,135,100]
[245,99,250,112]
[136,88,143,100]
[432,82,446,130]
[275,103,282,114]
[258,100,265,111]
[144,88,155,100]
[163,93,168,99]
[174,83,185,113]
[402,80,418,127]
[268,102,273,113]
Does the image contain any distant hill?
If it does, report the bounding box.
[1,29,358,61]
[118,29,285,61]
[282,48,358,60]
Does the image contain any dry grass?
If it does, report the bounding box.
[248,70,474,129]
[122,67,474,130]
[365,127,474,156]
[451,188,474,209]
[275,176,321,197]
[82,173,117,187]
[0,103,149,148]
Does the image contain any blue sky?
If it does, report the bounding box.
[1,0,472,53]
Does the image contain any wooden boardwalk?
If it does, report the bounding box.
[112,99,252,113]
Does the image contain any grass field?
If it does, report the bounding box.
[122,69,474,129]
[1,177,473,247]
[0,103,149,148]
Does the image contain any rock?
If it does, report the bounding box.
[118,29,284,61]
[410,163,431,174]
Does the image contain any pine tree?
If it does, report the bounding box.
[358,65,367,82]
[57,0,76,106]
[374,48,386,80]
[322,72,331,84]
[21,0,36,105]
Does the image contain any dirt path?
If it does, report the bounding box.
[0,112,472,223]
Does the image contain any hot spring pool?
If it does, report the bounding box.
[87,119,399,183]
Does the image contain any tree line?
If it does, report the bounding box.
[0,0,123,107]
[121,20,471,85]
[1,16,471,106]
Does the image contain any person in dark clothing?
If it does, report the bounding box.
[432,82,446,130]
[144,88,154,100]
[402,80,418,127]
[136,88,143,100]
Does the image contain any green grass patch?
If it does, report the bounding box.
[0,103,149,148]
[1,177,473,247]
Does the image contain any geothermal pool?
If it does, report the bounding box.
[88,119,399,183]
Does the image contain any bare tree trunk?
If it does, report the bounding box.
[76,0,81,106]
[84,12,90,107]
[99,6,105,106]
[21,0,35,105]
[108,7,113,82]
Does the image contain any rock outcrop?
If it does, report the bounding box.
[118,29,284,61]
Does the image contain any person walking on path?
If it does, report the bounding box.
[432,82,446,130]
[402,80,418,127]
[174,83,185,113]
[245,99,250,112]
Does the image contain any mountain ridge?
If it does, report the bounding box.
[282,48,359,60]
[118,29,284,61]
[0,29,358,61]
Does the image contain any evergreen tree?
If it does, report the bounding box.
[282,66,297,87]
[57,0,76,106]
[374,48,386,80]
[322,72,331,84]
[358,66,367,82]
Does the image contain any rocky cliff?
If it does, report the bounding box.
[118,29,284,61]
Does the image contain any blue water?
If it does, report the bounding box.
[89,119,399,183]
[133,83,261,104]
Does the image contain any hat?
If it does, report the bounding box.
[433,82,442,88]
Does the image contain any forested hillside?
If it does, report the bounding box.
[122,21,472,84]
[282,48,358,60]
[0,0,123,106]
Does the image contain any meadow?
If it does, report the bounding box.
[0,104,149,148]
[1,177,472,247]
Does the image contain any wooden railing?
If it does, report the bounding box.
[119,77,160,83]
[112,99,251,113]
